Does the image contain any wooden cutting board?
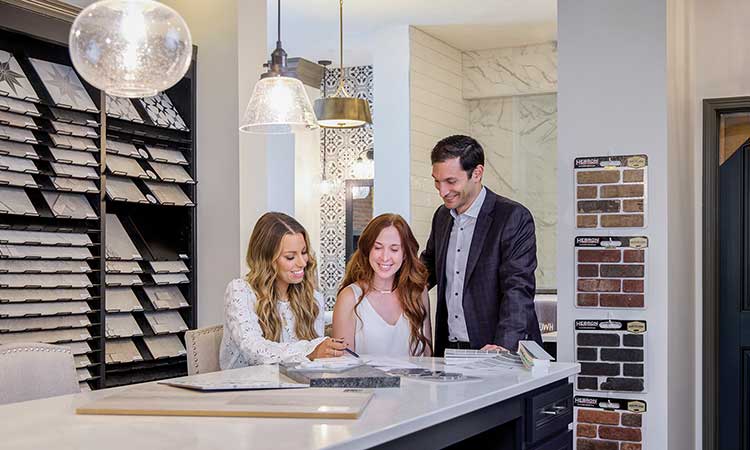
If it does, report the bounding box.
[76,386,374,419]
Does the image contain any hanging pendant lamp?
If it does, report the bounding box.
[69,0,192,98]
[313,0,372,129]
[240,0,317,134]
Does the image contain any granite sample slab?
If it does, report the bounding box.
[280,363,400,388]
[28,58,97,112]
[575,319,647,393]
[0,50,40,102]
[575,236,647,309]
[574,396,646,450]
[575,155,648,228]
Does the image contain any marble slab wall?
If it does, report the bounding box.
[462,42,557,99]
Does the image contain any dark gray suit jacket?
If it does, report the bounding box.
[421,188,543,356]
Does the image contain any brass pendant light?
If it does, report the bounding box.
[313,0,372,129]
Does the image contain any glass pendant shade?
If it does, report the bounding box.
[69,0,192,98]
[314,96,372,128]
[240,76,318,134]
[352,155,374,179]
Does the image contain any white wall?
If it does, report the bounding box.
[161,0,242,327]
[557,1,682,449]
[408,27,470,248]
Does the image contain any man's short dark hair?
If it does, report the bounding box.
[430,135,485,178]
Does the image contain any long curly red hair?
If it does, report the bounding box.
[338,214,431,355]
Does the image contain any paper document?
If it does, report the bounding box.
[160,379,308,391]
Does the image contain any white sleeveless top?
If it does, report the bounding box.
[349,283,413,357]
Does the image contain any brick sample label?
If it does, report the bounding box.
[575,319,647,393]
[575,236,648,309]
[575,155,648,228]
[575,395,647,450]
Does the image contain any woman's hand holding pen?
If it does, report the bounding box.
[307,337,347,360]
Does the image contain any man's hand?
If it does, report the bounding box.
[481,344,509,352]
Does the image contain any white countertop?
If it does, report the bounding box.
[1,358,579,450]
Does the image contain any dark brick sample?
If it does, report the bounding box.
[577,439,618,450]
[577,170,620,184]
[622,280,644,292]
[577,293,599,306]
[577,376,598,390]
[598,426,642,442]
[623,334,644,347]
[599,294,644,308]
[578,249,621,262]
[577,332,620,347]
[623,364,644,377]
[578,200,620,213]
[578,264,599,277]
[577,408,620,425]
[621,412,643,427]
[577,347,598,361]
[601,214,644,228]
[600,264,644,278]
[600,348,644,362]
[600,377,644,392]
[577,423,597,438]
[580,362,620,376]
[578,279,621,292]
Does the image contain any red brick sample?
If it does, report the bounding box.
[575,155,648,228]
[575,396,647,450]
[575,236,648,309]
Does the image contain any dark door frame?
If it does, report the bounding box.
[703,96,750,450]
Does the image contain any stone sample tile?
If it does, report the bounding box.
[575,320,647,393]
[575,155,648,228]
[28,58,97,112]
[575,236,648,309]
[0,50,40,102]
[574,396,646,450]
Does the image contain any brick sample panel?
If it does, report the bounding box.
[574,395,647,450]
[575,155,648,228]
[575,236,648,309]
[575,320,647,393]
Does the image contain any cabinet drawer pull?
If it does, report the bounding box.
[541,405,567,416]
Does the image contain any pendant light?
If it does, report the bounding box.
[69,0,192,98]
[240,0,317,134]
[313,0,372,128]
[352,150,374,179]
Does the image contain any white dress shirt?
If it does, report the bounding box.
[445,187,487,342]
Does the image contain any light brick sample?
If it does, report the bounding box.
[575,236,648,309]
[575,396,646,450]
[575,320,647,393]
[575,154,648,228]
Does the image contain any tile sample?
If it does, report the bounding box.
[105,338,143,363]
[0,273,92,288]
[143,334,186,359]
[105,313,142,338]
[0,96,40,116]
[151,273,189,285]
[0,301,91,317]
[105,176,148,203]
[0,245,92,260]
[575,236,648,308]
[0,230,92,246]
[145,145,187,164]
[28,58,97,112]
[41,191,97,219]
[147,161,194,183]
[74,354,92,369]
[0,328,91,345]
[105,287,143,312]
[106,273,143,286]
[49,148,97,166]
[107,140,142,158]
[0,50,40,102]
[0,314,90,332]
[0,260,90,273]
[49,107,98,127]
[0,154,38,173]
[0,170,37,188]
[575,319,647,393]
[106,154,147,178]
[77,368,93,381]
[0,141,38,159]
[105,214,142,260]
[144,181,193,206]
[50,177,98,193]
[144,310,188,334]
[0,186,38,216]
[105,260,142,274]
[65,341,92,355]
[50,163,98,179]
[0,288,92,302]
[148,260,188,274]
[143,285,188,310]
[575,155,648,228]
[50,120,98,138]
[140,92,188,131]
[49,134,97,152]
[106,95,144,123]
[574,396,646,450]
[0,125,37,143]
[0,110,38,129]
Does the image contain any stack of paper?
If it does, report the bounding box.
[517,340,555,375]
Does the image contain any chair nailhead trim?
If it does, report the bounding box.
[1,346,72,356]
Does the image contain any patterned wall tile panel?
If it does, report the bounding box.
[319,65,373,309]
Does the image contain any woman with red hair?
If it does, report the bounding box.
[333,214,432,356]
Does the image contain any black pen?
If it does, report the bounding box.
[332,338,360,359]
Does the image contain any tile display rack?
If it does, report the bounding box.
[0,7,197,390]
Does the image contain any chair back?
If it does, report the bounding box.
[185,325,223,375]
[0,342,79,405]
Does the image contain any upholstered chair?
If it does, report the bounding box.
[185,325,223,375]
[0,342,79,405]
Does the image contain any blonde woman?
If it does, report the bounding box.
[220,212,345,369]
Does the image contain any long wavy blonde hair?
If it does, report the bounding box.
[338,214,432,355]
[245,212,319,342]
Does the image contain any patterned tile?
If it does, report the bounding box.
[0,50,39,102]
[106,95,144,123]
[139,92,188,131]
[28,58,97,112]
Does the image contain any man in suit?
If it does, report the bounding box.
[421,135,542,357]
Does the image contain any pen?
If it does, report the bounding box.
[333,338,360,358]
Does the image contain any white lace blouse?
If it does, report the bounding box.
[219,278,326,369]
